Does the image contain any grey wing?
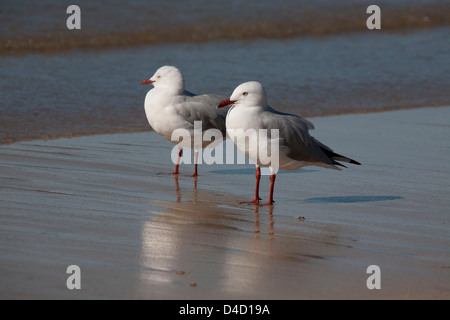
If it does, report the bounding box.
[183,90,196,97]
[261,107,335,165]
[174,93,229,137]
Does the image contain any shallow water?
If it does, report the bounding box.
[0,1,449,144]
[1,27,449,144]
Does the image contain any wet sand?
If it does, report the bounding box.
[0,107,449,299]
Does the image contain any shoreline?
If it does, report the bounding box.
[1,104,448,146]
[1,106,449,299]
[2,5,449,56]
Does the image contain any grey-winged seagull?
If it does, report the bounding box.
[141,66,228,176]
[218,81,360,205]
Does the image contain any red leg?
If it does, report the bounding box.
[262,174,276,206]
[242,167,262,204]
[173,148,182,175]
[173,174,181,203]
[193,175,198,204]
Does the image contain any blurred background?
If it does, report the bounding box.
[0,0,449,144]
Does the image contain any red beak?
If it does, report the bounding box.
[218,98,237,108]
[140,79,155,85]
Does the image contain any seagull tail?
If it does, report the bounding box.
[320,147,361,167]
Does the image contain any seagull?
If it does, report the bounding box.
[218,81,361,205]
[141,66,228,176]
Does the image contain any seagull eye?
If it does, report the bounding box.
[243,92,248,96]
[157,75,161,78]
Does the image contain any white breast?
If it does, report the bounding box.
[144,89,185,142]
[226,106,266,165]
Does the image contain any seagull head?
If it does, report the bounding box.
[218,81,268,109]
[140,65,184,93]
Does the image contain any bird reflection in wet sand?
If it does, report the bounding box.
[253,205,274,236]
[173,174,198,204]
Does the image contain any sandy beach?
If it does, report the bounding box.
[0,106,449,299]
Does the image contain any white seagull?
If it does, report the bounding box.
[218,81,360,205]
[141,66,228,176]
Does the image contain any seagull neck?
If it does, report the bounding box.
[154,85,184,96]
[247,104,269,111]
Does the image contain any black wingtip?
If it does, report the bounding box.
[334,161,348,168]
[318,146,361,166]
